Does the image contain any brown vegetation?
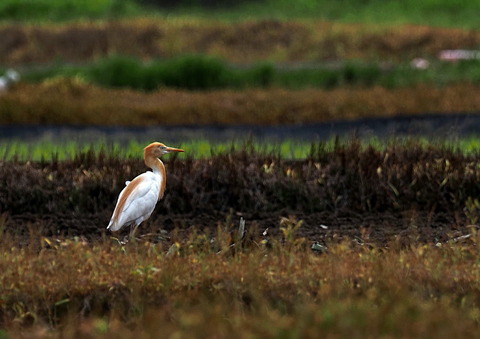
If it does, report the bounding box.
[2,79,480,126]
[1,229,480,337]
[1,19,479,65]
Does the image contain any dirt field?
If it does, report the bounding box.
[4,209,463,247]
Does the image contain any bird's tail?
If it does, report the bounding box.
[107,218,123,232]
[107,219,114,231]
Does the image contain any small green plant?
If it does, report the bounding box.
[464,196,480,226]
[280,216,303,246]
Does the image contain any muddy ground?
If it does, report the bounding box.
[4,208,468,247]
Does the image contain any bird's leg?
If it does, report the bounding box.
[129,223,140,242]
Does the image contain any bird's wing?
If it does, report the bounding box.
[108,172,159,231]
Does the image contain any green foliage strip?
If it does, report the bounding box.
[3,137,480,162]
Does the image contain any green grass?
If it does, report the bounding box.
[0,139,317,162]
[3,137,480,162]
[1,0,479,29]
[18,55,480,91]
[0,0,143,21]
[223,0,480,28]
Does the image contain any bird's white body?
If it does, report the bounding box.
[107,142,184,233]
[107,171,162,231]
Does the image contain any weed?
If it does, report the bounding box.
[464,197,480,226]
[280,215,303,246]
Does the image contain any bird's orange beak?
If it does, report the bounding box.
[166,146,184,153]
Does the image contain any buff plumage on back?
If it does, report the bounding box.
[107,142,184,233]
[107,175,150,231]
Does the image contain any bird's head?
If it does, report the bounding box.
[144,142,184,158]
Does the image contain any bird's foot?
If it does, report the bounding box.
[110,236,128,246]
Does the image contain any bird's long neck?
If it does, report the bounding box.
[144,154,167,199]
[144,154,163,175]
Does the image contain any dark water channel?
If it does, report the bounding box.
[1,113,480,144]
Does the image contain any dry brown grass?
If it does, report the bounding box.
[1,19,479,65]
[2,79,480,125]
[1,228,480,337]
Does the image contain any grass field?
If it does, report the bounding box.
[3,137,480,162]
[1,0,479,28]
[0,139,316,161]
[1,230,480,337]
[18,55,480,91]
[183,0,480,28]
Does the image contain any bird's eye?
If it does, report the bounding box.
[160,146,166,150]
